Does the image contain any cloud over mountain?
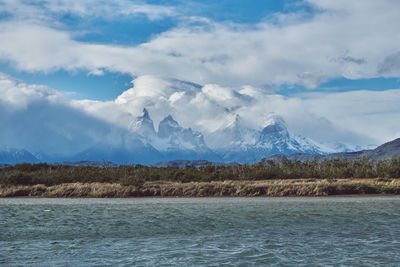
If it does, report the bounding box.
[0,73,145,159]
[1,73,400,163]
[72,75,397,147]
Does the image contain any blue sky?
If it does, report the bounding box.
[1,0,400,148]
[0,0,313,100]
[1,0,399,100]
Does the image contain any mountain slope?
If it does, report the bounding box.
[366,138,400,159]
[266,138,400,162]
[156,115,220,161]
[322,138,399,160]
[127,109,220,162]
[129,108,156,138]
[0,146,39,164]
[210,114,321,162]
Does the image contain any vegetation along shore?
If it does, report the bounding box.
[1,179,399,197]
[1,157,400,197]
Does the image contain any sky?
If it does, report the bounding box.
[1,0,400,154]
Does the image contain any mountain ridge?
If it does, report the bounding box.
[266,138,400,162]
[0,110,387,165]
[209,113,322,162]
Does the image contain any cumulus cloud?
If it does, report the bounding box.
[1,0,400,155]
[0,73,136,157]
[46,0,176,21]
[378,51,400,75]
[0,73,65,109]
[71,75,400,147]
[1,0,400,88]
[0,0,176,23]
[1,72,399,157]
[298,89,400,143]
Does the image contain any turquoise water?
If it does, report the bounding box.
[1,197,400,266]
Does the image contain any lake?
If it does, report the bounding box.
[1,196,399,266]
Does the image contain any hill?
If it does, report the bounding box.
[266,138,400,161]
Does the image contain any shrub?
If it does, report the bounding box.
[4,172,34,185]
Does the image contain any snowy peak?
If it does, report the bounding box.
[126,110,323,162]
[225,114,246,141]
[157,114,207,150]
[262,114,286,128]
[259,114,290,143]
[130,108,156,137]
[150,114,217,160]
[208,114,259,150]
[257,114,321,154]
[208,113,322,161]
[224,114,257,146]
[0,146,39,163]
[158,115,181,138]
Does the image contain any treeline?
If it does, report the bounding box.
[1,157,400,186]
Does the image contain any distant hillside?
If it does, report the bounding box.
[152,160,239,168]
[366,138,400,159]
[266,138,400,161]
[152,160,212,168]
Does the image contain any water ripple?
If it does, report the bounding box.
[1,196,400,266]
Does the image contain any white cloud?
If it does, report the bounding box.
[45,0,176,20]
[71,75,400,146]
[1,73,399,155]
[1,1,400,155]
[1,1,400,88]
[298,89,400,143]
[0,73,136,156]
[0,0,176,22]
[0,73,66,109]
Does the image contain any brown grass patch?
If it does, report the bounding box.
[1,178,399,197]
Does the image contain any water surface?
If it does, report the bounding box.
[1,196,400,266]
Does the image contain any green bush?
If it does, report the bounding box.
[4,172,34,185]
[0,156,399,186]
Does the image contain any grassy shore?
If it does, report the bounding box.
[1,178,399,197]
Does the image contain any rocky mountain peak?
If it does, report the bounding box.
[141,108,150,119]
[158,115,181,138]
[259,114,290,141]
[129,108,156,137]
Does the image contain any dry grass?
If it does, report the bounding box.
[1,178,399,197]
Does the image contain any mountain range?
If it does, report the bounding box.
[154,138,400,167]
[266,138,400,162]
[1,108,398,165]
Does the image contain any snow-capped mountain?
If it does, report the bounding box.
[208,114,322,162]
[0,146,39,164]
[157,115,218,160]
[129,108,156,138]
[207,114,258,150]
[0,108,362,165]
[256,114,321,154]
[0,107,359,165]
[129,110,219,161]
[157,115,207,151]
[0,73,382,165]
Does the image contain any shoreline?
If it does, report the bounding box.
[1,178,399,198]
